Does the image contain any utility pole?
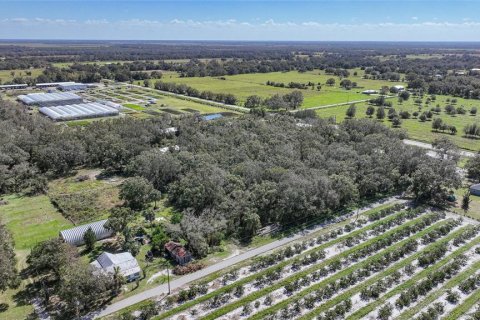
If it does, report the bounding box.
[166,264,171,295]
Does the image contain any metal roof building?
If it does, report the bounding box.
[0,84,27,90]
[102,101,123,110]
[18,92,83,107]
[59,219,113,246]
[58,83,89,91]
[90,252,141,282]
[470,184,480,197]
[36,81,76,88]
[39,102,120,121]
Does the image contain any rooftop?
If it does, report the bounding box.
[18,92,82,104]
[39,102,119,121]
[60,219,113,246]
[165,241,189,258]
[91,252,141,277]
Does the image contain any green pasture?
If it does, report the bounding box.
[140,69,404,108]
[315,93,480,151]
[0,68,43,84]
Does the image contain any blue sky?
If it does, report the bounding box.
[1,1,480,41]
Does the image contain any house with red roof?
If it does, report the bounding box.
[164,241,192,265]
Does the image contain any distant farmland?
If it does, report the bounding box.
[140,69,404,108]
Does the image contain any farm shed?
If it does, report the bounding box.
[470,184,480,196]
[165,241,192,265]
[59,219,113,246]
[18,92,83,107]
[90,252,141,282]
[392,85,405,92]
[35,81,76,88]
[362,89,378,95]
[0,84,27,90]
[471,68,480,74]
[39,102,119,121]
[58,82,88,91]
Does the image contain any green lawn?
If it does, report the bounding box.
[138,69,403,109]
[1,194,73,250]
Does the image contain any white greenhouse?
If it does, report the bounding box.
[18,92,83,107]
[59,219,113,246]
[39,102,120,121]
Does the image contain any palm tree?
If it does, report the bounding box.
[112,266,126,295]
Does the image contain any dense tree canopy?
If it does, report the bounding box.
[0,99,460,257]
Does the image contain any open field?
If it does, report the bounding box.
[47,169,123,224]
[0,68,43,83]
[315,93,480,151]
[1,194,72,250]
[138,69,404,108]
[101,202,480,320]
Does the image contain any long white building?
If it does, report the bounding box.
[39,102,120,121]
[18,92,83,107]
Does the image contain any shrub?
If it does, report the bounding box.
[173,262,205,275]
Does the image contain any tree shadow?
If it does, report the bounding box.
[12,284,36,308]
[0,303,9,313]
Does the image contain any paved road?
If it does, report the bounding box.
[403,139,476,158]
[93,196,401,318]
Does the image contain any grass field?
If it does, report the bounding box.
[0,68,43,84]
[47,169,123,224]
[1,194,73,249]
[315,93,480,151]
[139,69,403,108]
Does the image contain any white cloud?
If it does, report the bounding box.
[1,17,480,41]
